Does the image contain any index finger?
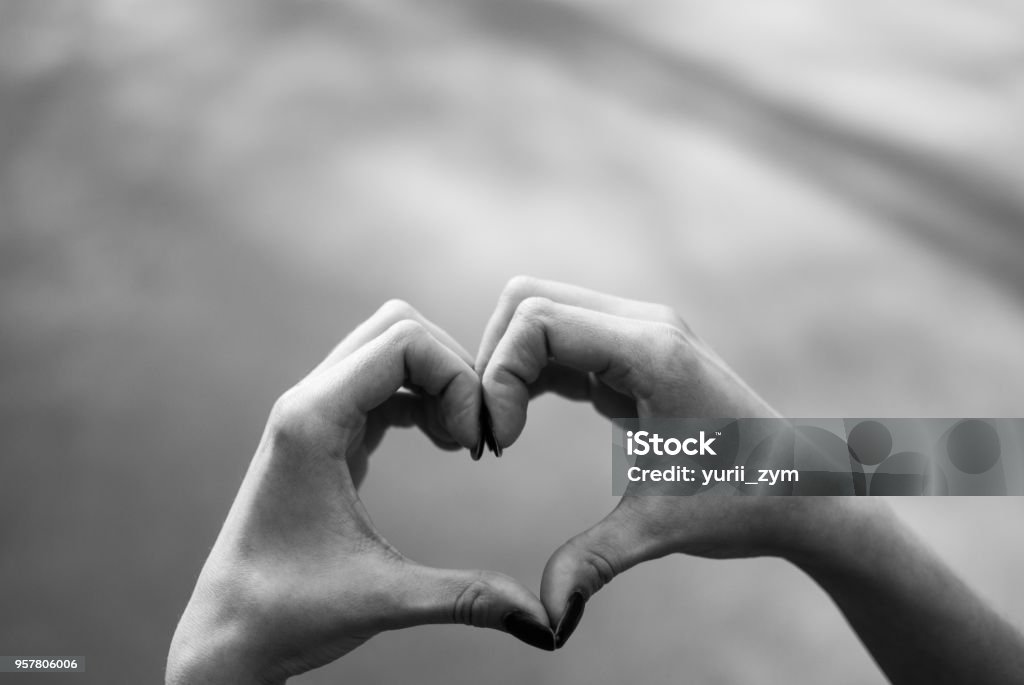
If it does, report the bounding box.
[481,297,670,447]
[312,299,474,377]
[309,320,482,449]
[475,276,676,374]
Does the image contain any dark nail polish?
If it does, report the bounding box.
[480,405,494,456]
[470,434,484,461]
[503,611,555,651]
[481,404,502,457]
[554,591,586,648]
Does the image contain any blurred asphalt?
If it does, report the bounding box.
[2,1,1024,683]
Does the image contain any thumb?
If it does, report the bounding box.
[388,562,556,651]
[540,503,658,648]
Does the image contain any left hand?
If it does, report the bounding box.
[167,300,554,685]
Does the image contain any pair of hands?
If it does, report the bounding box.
[167,277,827,683]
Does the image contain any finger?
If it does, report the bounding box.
[344,385,465,491]
[476,276,676,373]
[482,298,670,447]
[313,299,474,376]
[317,320,481,448]
[376,391,462,451]
[387,562,555,651]
[528,363,638,420]
[539,503,659,648]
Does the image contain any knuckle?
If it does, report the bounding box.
[452,573,493,627]
[269,387,304,432]
[565,540,619,595]
[377,298,419,323]
[648,321,699,383]
[502,274,542,305]
[385,318,428,344]
[605,322,690,401]
[643,301,694,337]
[513,295,552,324]
[648,321,691,361]
[268,387,325,450]
[669,311,697,337]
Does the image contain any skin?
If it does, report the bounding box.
[476,276,1024,683]
[166,300,554,685]
[169,281,1024,683]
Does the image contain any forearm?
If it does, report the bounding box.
[786,500,1024,685]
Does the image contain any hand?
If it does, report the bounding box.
[167,301,554,685]
[475,277,1024,685]
[476,277,824,647]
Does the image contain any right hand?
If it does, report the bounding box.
[476,277,829,647]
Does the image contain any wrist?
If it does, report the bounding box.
[167,588,282,685]
[776,498,894,574]
[168,625,280,685]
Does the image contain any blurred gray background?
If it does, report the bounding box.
[2,1,1024,683]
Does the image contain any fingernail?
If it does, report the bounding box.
[503,611,555,651]
[481,405,492,454]
[486,428,501,457]
[554,591,586,648]
[481,404,502,457]
[482,424,494,455]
